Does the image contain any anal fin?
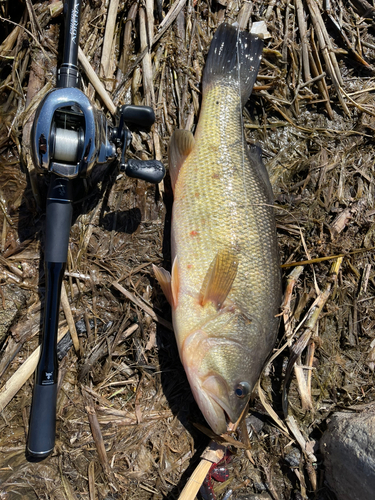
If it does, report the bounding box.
[200,249,239,309]
[153,257,180,308]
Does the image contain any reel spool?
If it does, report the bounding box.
[52,127,83,164]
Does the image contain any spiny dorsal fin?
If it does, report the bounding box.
[168,130,195,191]
[153,257,180,308]
[199,249,239,309]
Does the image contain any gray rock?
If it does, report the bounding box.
[284,447,301,468]
[321,410,375,500]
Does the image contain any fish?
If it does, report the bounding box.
[154,22,282,435]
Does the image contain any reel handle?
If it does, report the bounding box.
[120,105,155,128]
[116,104,166,183]
[123,159,165,184]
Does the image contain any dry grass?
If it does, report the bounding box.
[1,0,375,498]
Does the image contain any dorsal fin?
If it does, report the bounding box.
[168,130,195,191]
[199,249,239,309]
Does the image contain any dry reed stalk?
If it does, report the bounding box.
[88,460,97,500]
[342,87,375,118]
[264,0,277,20]
[0,307,41,378]
[309,28,333,119]
[78,47,116,115]
[75,200,103,267]
[285,415,317,489]
[284,288,331,412]
[139,8,155,107]
[25,0,42,39]
[293,362,313,411]
[299,72,326,89]
[83,390,112,478]
[305,0,349,115]
[145,0,154,49]
[282,265,304,340]
[367,337,375,370]
[100,0,119,86]
[152,0,187,46]
[178,441,226,500]
[49,1,63,18]
[61,474,80,500]
[305,337,316,398]
[257,380,289,435]
[0,25,21,54]
[0,325,69,413]
[236,416,255,465]
[295,0,311,82]
[117,2,138,82]
[237,2,254,30]
[21,82,52,128]
[1,218,6,252]
[60,283,80,354]
[112,281,173,330]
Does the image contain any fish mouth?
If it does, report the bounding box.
[186,371,240,435]
[202,375,239,432]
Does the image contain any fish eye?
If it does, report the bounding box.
[235,382,250,399]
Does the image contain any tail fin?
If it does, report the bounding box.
[202,23,263,106]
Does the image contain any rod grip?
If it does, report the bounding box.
[45,176,73,263]
[27,383,58,459]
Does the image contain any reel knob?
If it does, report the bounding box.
[120,105,155,128]
[124,159,165,184]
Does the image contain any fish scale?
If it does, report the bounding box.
[155,23,282,434]
[173,81,279,329]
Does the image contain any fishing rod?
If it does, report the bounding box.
[27,0,165,460]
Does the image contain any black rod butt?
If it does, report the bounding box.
[27,383,57,460]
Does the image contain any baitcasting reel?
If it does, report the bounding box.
[31,89,165,183]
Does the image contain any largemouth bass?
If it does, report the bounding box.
[154,23,282,434]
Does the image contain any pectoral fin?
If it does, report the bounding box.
[200,249,238,309]
[153,257,180,308]
[169,130,195,191]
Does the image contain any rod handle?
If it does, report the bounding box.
[45,176,73,262]
[27,383,58,460]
